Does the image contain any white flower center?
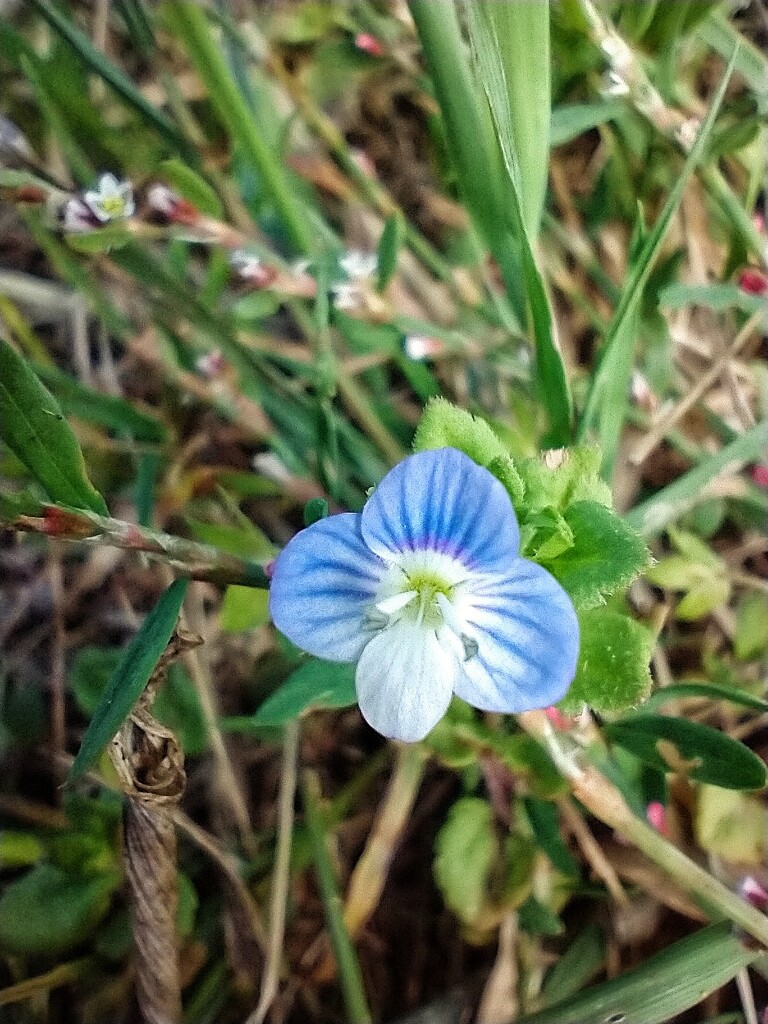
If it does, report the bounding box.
[366,550,478,662]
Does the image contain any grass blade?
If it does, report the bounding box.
[576,48,738,468]
[517,922,759,1024]
[460,0,573,445]
[162,2,313,253]
[624,419,768,538]
[29,0,189,156]
[69,578,190,780]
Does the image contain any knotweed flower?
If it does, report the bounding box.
[83,173,135,222]
[269,448,579,742]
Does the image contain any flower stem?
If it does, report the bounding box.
[518,710,768,948]
[302,770,372,1024]
[9,506,270,588]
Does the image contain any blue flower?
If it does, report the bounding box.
[269,448,579,742]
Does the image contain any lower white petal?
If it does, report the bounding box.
[355,620,459,742]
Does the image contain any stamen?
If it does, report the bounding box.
[376,590,418,616]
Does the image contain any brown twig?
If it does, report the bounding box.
[109,629,202,1024]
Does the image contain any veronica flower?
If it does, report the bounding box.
[269,448,579,742]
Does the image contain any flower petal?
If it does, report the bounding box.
[355,620,459,741]
[455,560,579,712]
[360,448,519,569]
[269,512,384,662]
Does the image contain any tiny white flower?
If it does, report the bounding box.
[330,281,365,312]
[61,196,100,234]
[404,334,444,360]
[601,70,630,98]
[339,249,378,280]
[83,173,135,223]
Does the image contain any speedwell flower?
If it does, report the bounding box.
[269,448,579,742]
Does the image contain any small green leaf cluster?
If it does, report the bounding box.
[414,398,652,714]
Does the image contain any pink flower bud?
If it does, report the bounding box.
[646,801,669,836]
[355,33,384,57]
[738,267,768,296]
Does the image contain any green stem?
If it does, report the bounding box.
[164,3,313,253]
[302,770,372,1024]
[518,710,768,948]
[9,506,270,588]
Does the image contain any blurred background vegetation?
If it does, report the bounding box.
[0,1,767,1022]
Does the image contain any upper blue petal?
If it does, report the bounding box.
[454,559,579,712]
[269,512,385,662]
[360,448,520,570]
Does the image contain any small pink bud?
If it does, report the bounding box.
[544,705,570,731]
[195,349,226,379]
[738,267,768,296]
[751,465,768,488]
[753,212,765,234]
[740,876,768,912]
[264,558,276,580]
[146,183,199,226]
[354,33,384,57]
[646,801,669,836]
[403,334,445,360]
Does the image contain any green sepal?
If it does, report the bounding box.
[559,608,653,715]
[516,445,612,514]
[540,502,650,609]
[519,507,574,561]
[413,397,508,466]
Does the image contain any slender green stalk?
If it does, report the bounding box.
[8,506,270,588]
[302,770,372,1024]
[163,3,313,253]
[518,711,768,949]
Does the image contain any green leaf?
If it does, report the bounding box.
[540,924,605,1007]
[523,797,579,877]
[734,593,768,661]
[0,832,44,869]
[413,397,507,461]
[550,101,625,147]
[518,895,564,936]
[71,646,207,756]
[643,681,768,715]
[0,863,119,956]
[695,785,765,864]
[660,281,765,315]
[69,578,190,780]
[66,225,134,253]
[559,609,652,715]
[232,290,283,323]
[158,158,223,217]
[604,714,767,791]
[434,797,496,925]
[223,658,358,730]
[0,338,108,514]
[541,502,650,609]
[33,363,166,443]
[376,213,403,292]
[219,585,270,632]
[303,497,329,526]
[515,922,758,1024]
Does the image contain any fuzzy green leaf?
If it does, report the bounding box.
[434,797,496,925]
[541,502,650,608]
[0,864,119,956]
[413,398,508,464]
[559,609,652,714]
[734,593,768,661]
[0,338,108,514]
